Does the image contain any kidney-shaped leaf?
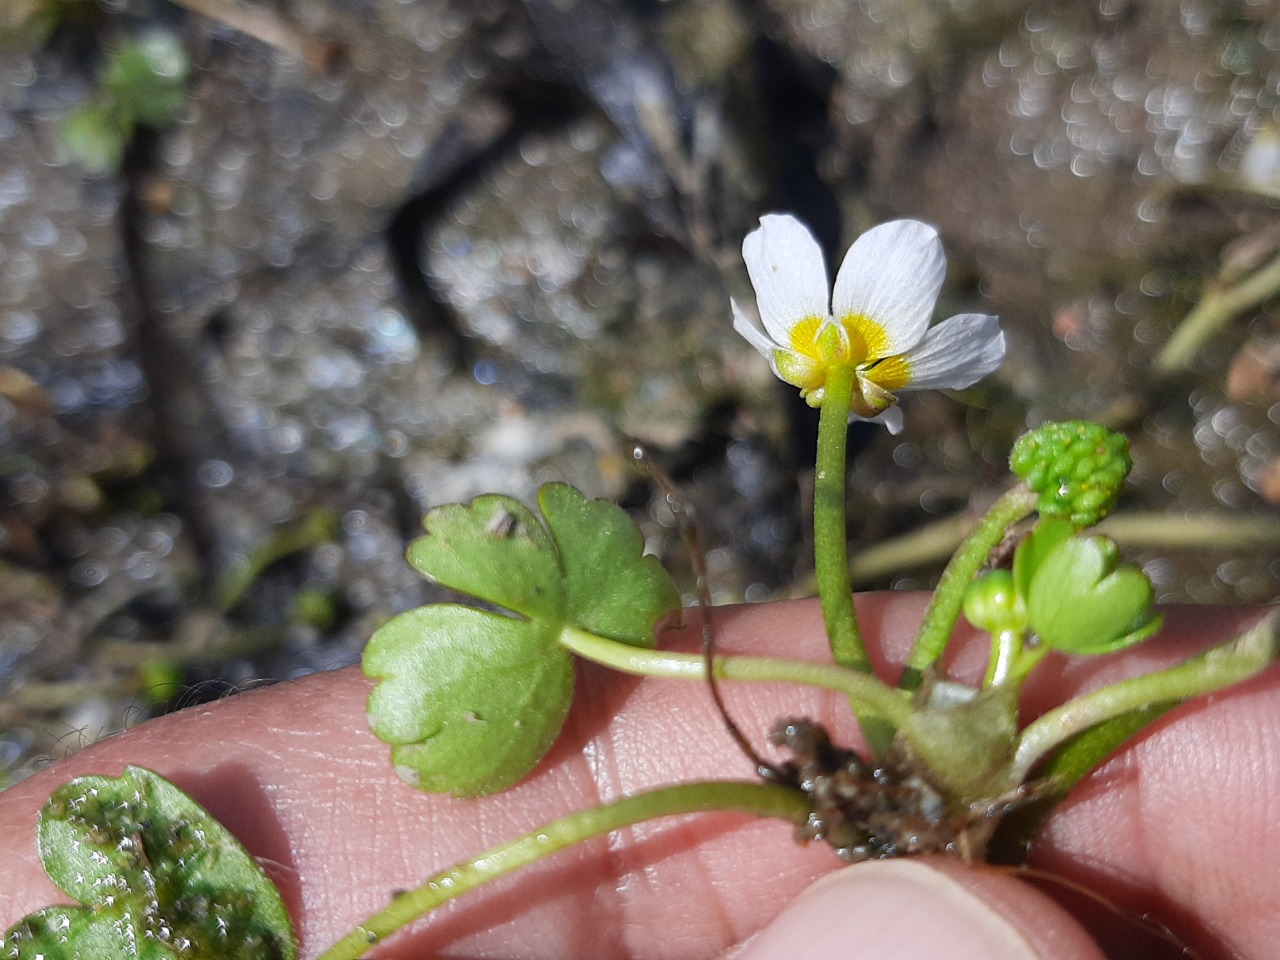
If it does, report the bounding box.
[365,483,680,796]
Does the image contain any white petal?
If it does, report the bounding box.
[897,313,1005,391]
[731,297,778,359]
[831,219,945,355]
[742,214,831,344]
[851,406,904,434]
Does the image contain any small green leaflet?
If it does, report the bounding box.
[364,482,681,797]
[1018,520,1162,655]
[4,765,296,960]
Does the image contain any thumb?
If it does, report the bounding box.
[729,859,1105,960]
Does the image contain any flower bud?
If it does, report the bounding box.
[962,569,1026,636]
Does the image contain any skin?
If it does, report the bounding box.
[0,592,1275,959]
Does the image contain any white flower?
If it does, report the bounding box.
[732,214,1005,434]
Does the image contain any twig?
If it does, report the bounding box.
[165,0,338,68]
[1154,251,1280,374]
[836,507,1280,588]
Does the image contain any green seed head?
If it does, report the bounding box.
[1009,420,1131,527]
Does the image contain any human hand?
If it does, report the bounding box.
[0,593,1274,959]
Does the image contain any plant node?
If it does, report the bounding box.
[763,718,1025,864]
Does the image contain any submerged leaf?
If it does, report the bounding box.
[366,483,680,796]
[4,765,296,959]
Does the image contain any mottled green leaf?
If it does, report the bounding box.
[366,483,680,796]
[4,766,296,960]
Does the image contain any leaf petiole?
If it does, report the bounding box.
[315,781,810,960]
[557,625,915,730]
[1010,610,1279,782]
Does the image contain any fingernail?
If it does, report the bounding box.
[732,860,1038,960]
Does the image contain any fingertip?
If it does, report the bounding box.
[728,859,1105,960]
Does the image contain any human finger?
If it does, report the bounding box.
[0,592,919,958]
[0,594,1273,960]
[728,858,1105,960]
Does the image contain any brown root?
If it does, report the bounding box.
[764,717,1033,864]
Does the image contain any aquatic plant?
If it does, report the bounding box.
[5,216,1275,960]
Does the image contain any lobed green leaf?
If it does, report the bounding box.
[366,483,680,796]
[1025,534,1162,654]
[1011,519,1073,600]
[364,604,573,796]
[407,495,560,621]
[539,482,678,646]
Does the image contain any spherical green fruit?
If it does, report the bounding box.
[1009,420,1131,527]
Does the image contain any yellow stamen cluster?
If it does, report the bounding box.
[774,314,912,413]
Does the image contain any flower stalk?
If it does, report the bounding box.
[900,484,1038,691]
[812,363,868,675]
[983,627,1024,688]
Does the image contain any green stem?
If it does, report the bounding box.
[1011,610,1279,781]
[1097,510,1280,551]
[900,485,1038,691]
[315,781,810,960]
[558,626,914,730]
[813,363,867,674]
